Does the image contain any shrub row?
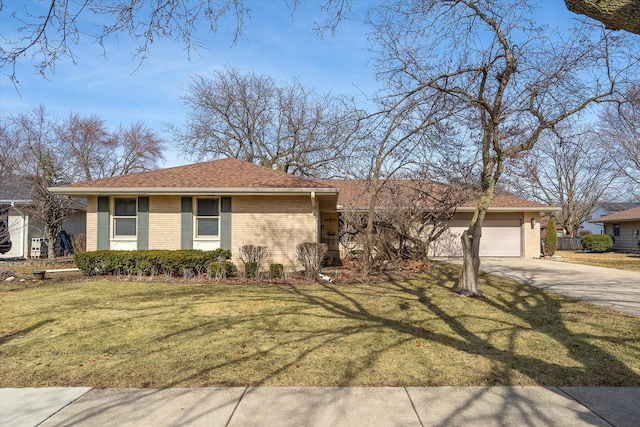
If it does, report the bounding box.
[74,249,231,276]
[581,234,614,253]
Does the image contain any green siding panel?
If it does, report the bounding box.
[137,197,149,250]
[220,197,232,250]
[181,197,193,250]
[97,196,109,250]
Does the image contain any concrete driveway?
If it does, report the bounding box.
[468,258,640,316]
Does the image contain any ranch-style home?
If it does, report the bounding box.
[50,158,555,270]
[50,158,341,270]
[590,206,640,253]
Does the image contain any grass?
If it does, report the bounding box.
[554,250,640,272]
[1,264,639,388]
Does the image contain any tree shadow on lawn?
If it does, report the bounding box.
[154,264,640,389]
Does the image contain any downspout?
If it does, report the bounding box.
[10,201,27,259]
[311,191,319,244]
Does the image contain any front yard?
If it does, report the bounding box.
[2,263,639,388]
[554,250,640,272]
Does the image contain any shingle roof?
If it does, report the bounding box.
[51,158,338,194]
[591,206,640,222]
[0,175,35,203]
[320,179,555,211]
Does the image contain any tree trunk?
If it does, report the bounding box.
[455,182,495,297]
[456,224,483,297]
[45,226,57,260]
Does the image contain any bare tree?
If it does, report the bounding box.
[564,0,640,34]
[1,105,164,258]
[368,0,638,296]
[176,66,360,177]
[55,114,114,181]
[1,1,357,84]
[598,84,640,194]
[506,125,623,236]
[341,179,470,271]
[106,122,165,177]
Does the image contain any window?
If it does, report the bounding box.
[113,198,137,237]
[196,198,219,237]
[613,224,621,238]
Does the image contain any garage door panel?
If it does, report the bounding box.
[433,222,522,257]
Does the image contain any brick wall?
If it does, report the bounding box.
[86,196,98,251]
[148,196,181,250]
[232,195,317,270]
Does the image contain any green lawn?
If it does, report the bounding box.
[1,264,639,388]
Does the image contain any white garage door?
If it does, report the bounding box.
[433,219,522,257]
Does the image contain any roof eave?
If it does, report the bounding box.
[337,206,560,212]
[589,217,640,223]
[49,186,340,196]
[444,206,560,213]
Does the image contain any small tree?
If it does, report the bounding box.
[545,217,559,256]
[296,242,328,280]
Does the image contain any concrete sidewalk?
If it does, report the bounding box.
[2,386,639,427]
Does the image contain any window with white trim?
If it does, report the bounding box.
[613,224,621,237]
[196,198,219,237]
[113,198,137,237]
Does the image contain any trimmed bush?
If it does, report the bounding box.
[544,217,558,256]
[74,249,231,276]
[270,263,284,279]
[244,262,258,278]
[208,261,234,279]
[581,234,614,253]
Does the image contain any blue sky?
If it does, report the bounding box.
[1,1,581,168]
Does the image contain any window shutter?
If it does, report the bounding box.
[220,197,232,250]
[97,196,109,250]
[181,197,193,249]
[137,197,149,250]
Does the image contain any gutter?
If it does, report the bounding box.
[337,206,561,213]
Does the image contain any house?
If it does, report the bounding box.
[49,158,340,270]
[49,159,557,269]
[321,179,556,259]
[583,203,640,235]
[0,175,86,260]
[590,206,640,253]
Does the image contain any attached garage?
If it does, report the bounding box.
[432,218,523,257]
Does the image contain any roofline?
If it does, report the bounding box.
[589,218,640,223]
[337,206,560,213]
[455,206,561,213]
[0,199,33,204]
[49,186,339,196]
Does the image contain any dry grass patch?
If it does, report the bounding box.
[555,251,640,272]
[1,264,639,388]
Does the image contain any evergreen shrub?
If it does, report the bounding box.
[581,234,614,253]
[74,249,231,276]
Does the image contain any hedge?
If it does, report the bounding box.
[74,249,231,276]
[581,234,614,253]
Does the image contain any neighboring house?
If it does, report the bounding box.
[321,179,556,259]
[583,203,640,235]
[50,158,341,270]
[539,217,565,240]
[590,206,640,253]
[0,175,86,260]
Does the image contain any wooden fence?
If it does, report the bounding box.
[557,237,582,251]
